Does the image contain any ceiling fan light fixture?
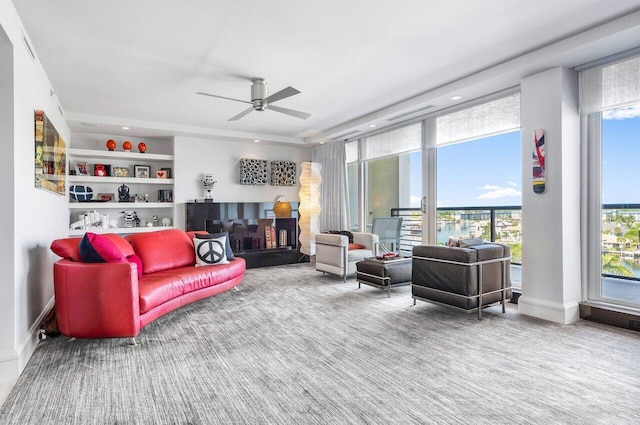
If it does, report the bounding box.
[198,77,311,121]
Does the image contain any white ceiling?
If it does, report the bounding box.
[12,0,640,145]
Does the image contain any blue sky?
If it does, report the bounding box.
[433,131,522,207]
[406,105,639,208]
[602,106,640,205]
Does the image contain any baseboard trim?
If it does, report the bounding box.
[518,296,580,324]
[580,303,640,332]
[0,297,54,406]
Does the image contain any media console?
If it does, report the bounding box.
[185,202,307,268]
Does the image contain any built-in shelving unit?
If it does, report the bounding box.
[67,134,175,236]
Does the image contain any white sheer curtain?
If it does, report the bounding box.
[581,55,640,114]
[312,141,350,231]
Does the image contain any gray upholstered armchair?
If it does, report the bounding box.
[315,232,379,282]
[411,242,512,319]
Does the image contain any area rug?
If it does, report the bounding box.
[1,263,639,424]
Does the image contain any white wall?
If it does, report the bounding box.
[0,0,71,403]
[173,136,312,229]
[519,67,582,324]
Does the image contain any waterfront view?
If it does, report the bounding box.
[602,207,640,279]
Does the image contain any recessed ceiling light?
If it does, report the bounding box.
[319,141,325,145]
[450,95,462,100]
[254,139,260,143]
[369,124,377,128]
[121,126,130,130]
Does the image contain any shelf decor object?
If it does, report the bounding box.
[273,196,292,218]
[134,165,151,178]
[34,110,66,195]
[298,162,322,256]
[239,158,267,185]
[201,173,216,201]
[106,139,116,151]
[123,141,132,152]
[66,143,174,236]
[270,160,297,186]
[138,142,147,153]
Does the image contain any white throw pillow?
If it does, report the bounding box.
[194,236,230,266]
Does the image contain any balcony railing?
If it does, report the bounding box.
[390,206,523,263]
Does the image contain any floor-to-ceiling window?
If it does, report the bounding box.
[345,124,422,252]
[583,54,640,310]
[346,141,359,231]
[427,92,522,284]
[436,131,522,256]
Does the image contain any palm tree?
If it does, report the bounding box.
[601,254,634,277]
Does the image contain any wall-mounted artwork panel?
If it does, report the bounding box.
[270,161,297,186]
[35,110,66,195]
[239,158,268,185]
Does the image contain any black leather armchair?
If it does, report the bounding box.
[411,243,512,319]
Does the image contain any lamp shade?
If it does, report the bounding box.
[298,162,322,256]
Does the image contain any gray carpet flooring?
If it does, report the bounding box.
[1,263,640,424]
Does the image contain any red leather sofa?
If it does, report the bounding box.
[50,229,245,339]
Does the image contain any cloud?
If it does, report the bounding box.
[507,181,517,187]
[478,185,502,190]
[477,187,522,200]
[603,105,640,120]
[410,196,422,207]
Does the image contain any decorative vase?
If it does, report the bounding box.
[122,141,132,152]
[137,142,147,153]
[273,198,292,218]
[106,139,116,151]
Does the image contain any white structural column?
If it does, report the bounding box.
[519,67,582,324]
[299,162,322,256]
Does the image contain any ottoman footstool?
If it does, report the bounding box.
[355,257,412,297]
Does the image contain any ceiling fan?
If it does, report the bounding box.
[197,77,311,121]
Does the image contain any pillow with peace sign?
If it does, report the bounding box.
[194,236,230,267]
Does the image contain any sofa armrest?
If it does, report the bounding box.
[315,234,348,247]
[353,232,379,251]
[54,260,141,338]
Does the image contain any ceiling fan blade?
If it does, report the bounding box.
[229,107,254,121]
[196,92,252,105]
[268,104,311,120]
[264,86,300,104]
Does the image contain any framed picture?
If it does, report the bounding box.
[97,193,114,201]
[34,110,66,195]
[74,161,89,175]
[161,167,172,178]
[94,164,111,177]
[134,165,151,178]
[113,167,129,177]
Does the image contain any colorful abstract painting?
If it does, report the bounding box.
[35,110,66,195]
[532,129,545,194]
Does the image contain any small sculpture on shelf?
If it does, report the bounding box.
[122,210,140,228]
[118,184,130,202]
[201,173,217,202]
[123,140,132,152]
[138,142,147,153]
[106,139,116,151]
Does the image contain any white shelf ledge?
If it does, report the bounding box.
[68,175,174,185]
[69,202,174,209]
[68,148,173,161]
[68,226,175,236]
